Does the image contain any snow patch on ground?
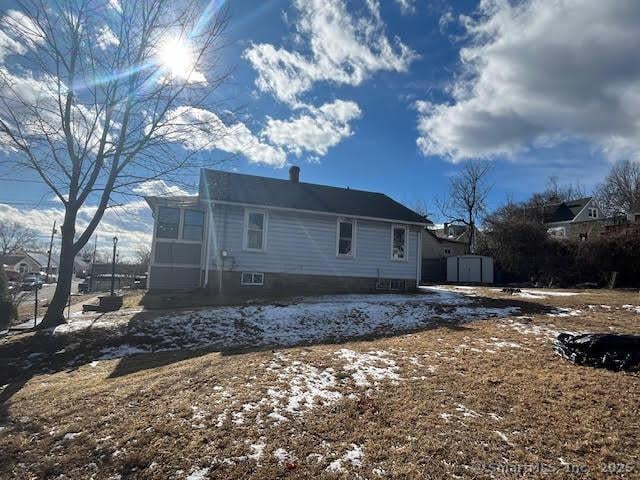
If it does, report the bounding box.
[547,308,583,318]
[622,304,640,314]
[266,357,342,416]
[326,444,364,473]
[273,447,295,464]
[335,349,400,387]
[186,467,209,480]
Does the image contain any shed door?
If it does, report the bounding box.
[460,257,482,283]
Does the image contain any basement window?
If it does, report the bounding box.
[241,272,264,286]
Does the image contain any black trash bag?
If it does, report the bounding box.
[553,333,640,372]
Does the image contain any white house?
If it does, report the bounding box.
[144,167,429,296]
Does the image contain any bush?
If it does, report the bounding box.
[480,222,640,287]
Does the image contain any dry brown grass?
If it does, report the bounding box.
[1,288,639,479]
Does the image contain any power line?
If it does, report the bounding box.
[0,178,49,184]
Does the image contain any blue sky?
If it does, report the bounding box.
[1,0,637,256]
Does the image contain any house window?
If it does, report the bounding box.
[588,208,598,218]
[241,272,264,285]
[157,206,180,239]
[391,225,408,261]
[444,248,452,255]
[244,210,266,251]
[337,219,355,256]
[182,209,204,241]
[18,263,27,273]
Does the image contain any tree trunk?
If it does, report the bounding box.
[39,209,77,328]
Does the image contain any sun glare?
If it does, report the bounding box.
[156,36,197,80]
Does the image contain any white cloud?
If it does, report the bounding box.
[0,181,190,257]
[415,0,640,162]
[158,107,287,167]
[244,0,417,105]
[96,25,119,50]
[262,99,362,156]
[0,202,151,257]
[395,0,416,15]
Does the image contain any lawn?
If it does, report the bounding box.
[0,286,638,479]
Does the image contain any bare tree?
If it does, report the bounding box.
[0,0,231,327]
[436,160,493,252]
[596,160,640,216]
[0,222,40,255]
[132,245,151,274]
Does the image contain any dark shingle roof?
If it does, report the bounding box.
[199,169,428,224]
[0,254,25,266]
[543,197,591,223]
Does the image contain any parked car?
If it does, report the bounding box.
[78,278,90,293]
[38,271,57,283]
[21,275,43,291]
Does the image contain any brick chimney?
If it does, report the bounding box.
[289,165,300,183]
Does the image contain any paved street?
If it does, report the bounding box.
[16,277,81,306]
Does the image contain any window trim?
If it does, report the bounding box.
[390,224,409,262]
[335,218,356,258]
[243,208,268,252]
[241,272,264,286]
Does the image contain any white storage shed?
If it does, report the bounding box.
[446,255,494,284]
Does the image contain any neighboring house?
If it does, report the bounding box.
[0,250,58,275]
[543,197,605,240]
[422,228,467,259]
[421,228,468,283]
[145,167,428,295]
[434,223,471,244]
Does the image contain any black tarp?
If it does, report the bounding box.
[554,333,640,372]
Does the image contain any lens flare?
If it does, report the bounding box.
[156,36,196,80]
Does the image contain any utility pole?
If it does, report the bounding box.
[110,236,118,296]
[45,221,57,283]
[89,235,97,293]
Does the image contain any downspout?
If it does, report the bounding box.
[203,202,213,288]
[202,174,220,293]
[416,228,422,288]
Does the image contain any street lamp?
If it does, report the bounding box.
[110,236,118,296]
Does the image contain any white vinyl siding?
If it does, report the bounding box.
[209,205,417,279]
